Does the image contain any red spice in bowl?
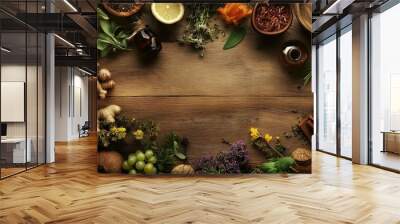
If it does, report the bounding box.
[252,3,293,35]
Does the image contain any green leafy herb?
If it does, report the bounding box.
[155,133,188,173]
[179,4,222,57]
[258,157,295,173]
[97,8,132,57]
[97,7,109,20]
[251,137,286,159]
[223,26,246,50]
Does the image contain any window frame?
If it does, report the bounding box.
[315,23,353,161]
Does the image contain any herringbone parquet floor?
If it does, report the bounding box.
[0,136,400,224]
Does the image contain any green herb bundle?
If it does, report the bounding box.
[179,4,222,57]
[97,8,132,57]
[155,133,188,173]
[258,157,295,173]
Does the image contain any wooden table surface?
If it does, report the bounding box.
[99,4,313,167]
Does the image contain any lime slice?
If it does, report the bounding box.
[151,3,184,25]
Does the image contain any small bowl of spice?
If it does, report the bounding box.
[102,3,143,18]
[252,3,293,36]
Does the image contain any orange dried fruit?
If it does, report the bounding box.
[217,3,252,25]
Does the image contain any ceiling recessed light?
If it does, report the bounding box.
[323,0,355,15]
[54,34,75,48]
[63,0,78,12]
[1,47,11,53]
[77,67,93,76]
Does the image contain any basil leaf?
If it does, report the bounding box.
[110,21,121,34]
[117,31,129,39]
[120,39,128,49]
[175,152,186,160]
[173,141,179,150]
[97,39,109,50]
[97,8,109,20]
[98,33,113,42]
[223,27,247,50]
[100,46,112,58]
[100,20,113,37]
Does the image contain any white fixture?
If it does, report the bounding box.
[77,67,93,76]
[323,0,355,15]
[54,34,75,48]
[63,0,78,12]
[1,47,11,53]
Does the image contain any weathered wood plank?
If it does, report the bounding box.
[97,4,313,170]
[99,96,313,166]
[99,9,311,97]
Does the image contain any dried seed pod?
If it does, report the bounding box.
[171,164,195,175]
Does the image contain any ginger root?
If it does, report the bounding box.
[98,68,112,82]
[97,68,115,99]
[97,105,121,123]
[101,80,115,90]
[97,80,107,99]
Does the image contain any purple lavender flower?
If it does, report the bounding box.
[193,140,249,174]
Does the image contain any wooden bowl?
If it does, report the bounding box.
[293,4,312,32]
[103,3,143,18]
[251,3,293,36]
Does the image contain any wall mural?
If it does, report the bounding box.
[97,2,313,175]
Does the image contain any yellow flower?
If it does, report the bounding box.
[133,129,144,140]
[110,127,117,134]
[264,134,273,143]
[117,127,126,132]
[249,127,260,140]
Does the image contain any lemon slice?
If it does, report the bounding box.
[151,3,184,24]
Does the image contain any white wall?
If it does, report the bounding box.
[55,66,70,141]
[1,64,46,164]
[1,65,38,137]
[352,14,369,164]
[54,67,89,141]
[46,33,55,163]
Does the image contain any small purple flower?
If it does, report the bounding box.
[193,140,249,174]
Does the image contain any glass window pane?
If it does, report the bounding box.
[371,3,400,171]
[27,31,38,169]
[318,36,337,154]
[38,32,45,165]
[1,31,27,177]
[340,28,352,158]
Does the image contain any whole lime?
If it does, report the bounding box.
[135,150,143,156]
[151,167,157,175]
[122,160,131,171]
[128,169,137,175]
[148,156,157,164]
[144,163,154,175]
[145,150,154,159]
[135,161,145,171]
[136,152,146,162]
[127,154,137,166]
